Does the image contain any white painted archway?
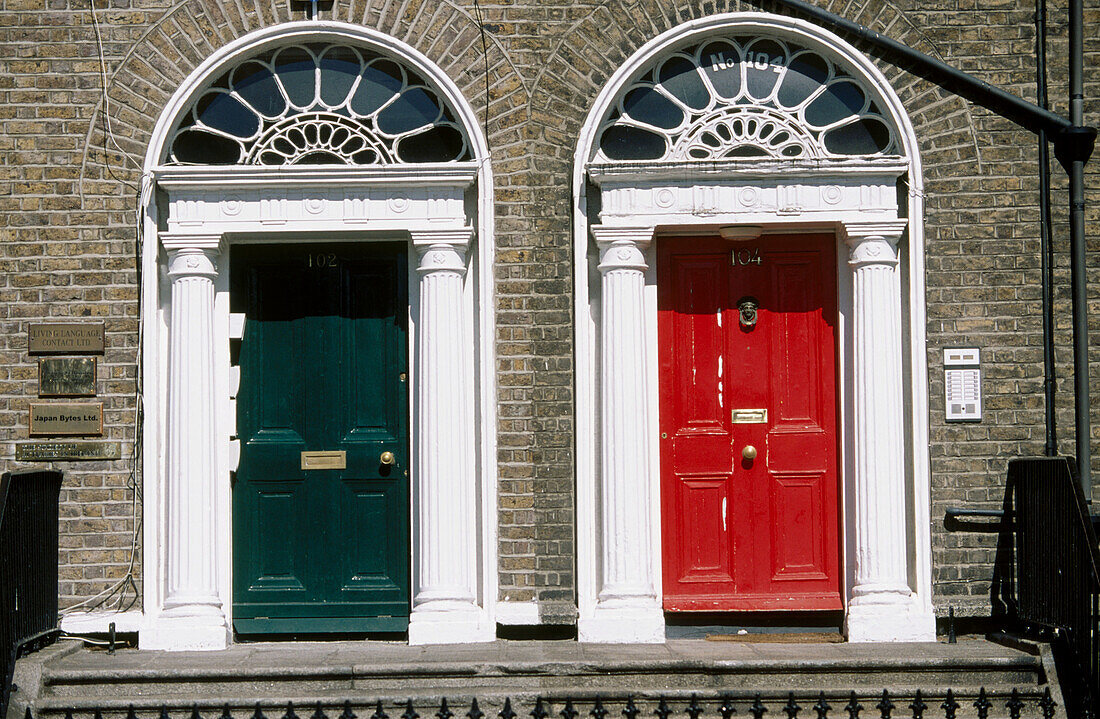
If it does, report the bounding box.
[138,22,497,650]
[573,13,935,644]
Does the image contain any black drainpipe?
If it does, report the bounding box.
[1060,0,1093,498]
[765,0,1096,497]
[1036,0,1057,457]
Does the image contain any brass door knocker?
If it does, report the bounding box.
[738,297,759,329]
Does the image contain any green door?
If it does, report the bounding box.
[231,242,410,634]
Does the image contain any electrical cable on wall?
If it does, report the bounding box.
[88,0,143,188]
[471,0,493,157]
[57,171,148,620]
[59,0,149,618]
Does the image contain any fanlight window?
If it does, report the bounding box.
[595,35,899,162]
[167,43,471,165]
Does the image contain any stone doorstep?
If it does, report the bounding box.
[7,639,1063,718]
[21,638,1046,688]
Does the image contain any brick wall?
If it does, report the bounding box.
[1,0,1097,623]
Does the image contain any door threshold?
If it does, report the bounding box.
[664,610,843,640]
[232,631,408,644]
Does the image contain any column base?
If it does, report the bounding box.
[408,601,493,645]
[578,602,664,644]
[140,612,230,651]
[846,598,936,643]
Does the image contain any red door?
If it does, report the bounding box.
[658,234,841,612]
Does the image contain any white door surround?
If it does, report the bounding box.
[573,14,936,644]
[138,23,498,650]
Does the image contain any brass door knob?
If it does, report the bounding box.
[742,445,758,460]
[380,451,396,465]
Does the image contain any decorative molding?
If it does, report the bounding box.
[157,170,473,234]
[140,22,498,651]
[591,164,903,228]
[593,225,654,272]
[574,12,935,646]
[160,232,225,253]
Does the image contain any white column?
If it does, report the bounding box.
[407,228,490,644]
[842,220,933,642]
[143,234,229,651]
[579,225,663,643]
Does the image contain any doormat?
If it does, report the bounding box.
[705,632,844,643]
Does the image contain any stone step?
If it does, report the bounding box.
[8,639,1065,719]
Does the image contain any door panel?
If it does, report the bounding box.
[677,478,732,582]
[232,242,410,634]
[659,234,841,612]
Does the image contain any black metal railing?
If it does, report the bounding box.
[1,469,63,719]
[23,692,1062,719]
[1001,457,1100,718]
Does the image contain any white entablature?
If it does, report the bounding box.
[157,165,476,233]
[589,160,905,226]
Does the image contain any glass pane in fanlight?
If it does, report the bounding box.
[273,47,317,107]
[231,61,286,118]
[804,80,865,127]
[699,40,742,99]
[776,51,829,108]
[172,128,242,164]
[377,87,442,135]
[396,125,466,162]
[319,46,360,107]
[724,145,769,158]
[823,118,891,155]
[658,56,709,110]
[622,86,683,129]
[743,39,785,100]
[598,125,666,160]
[294,150,346,165]
[195,91,259,138]
[350,60,403,116]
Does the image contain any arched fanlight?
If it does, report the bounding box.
[166,43,471,165]
[594,34,899,162]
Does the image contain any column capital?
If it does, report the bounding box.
[166,246,220,280]
[412,228,472,276]
[840,220,908,243]
[160,231,225,252]
[591,224,655,247]
[841,220,907,268]
[409,227,474,249]
[161,232,224,280]
[592,225,654,273]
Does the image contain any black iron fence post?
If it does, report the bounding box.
[1,469,63,719]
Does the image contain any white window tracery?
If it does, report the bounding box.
[166,43,471,165]
[594,34,900,162]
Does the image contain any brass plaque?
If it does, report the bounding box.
[731,408,768,424]
[29,403,104,436]
[39,357,96,397]
[28,322,105,355]
[301,450,346,470]
[16,441,122,461]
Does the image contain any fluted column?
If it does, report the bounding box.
[143,234,228,650]
[579,225,663,643]
[843,220,929,642]
[407,228,489,644]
